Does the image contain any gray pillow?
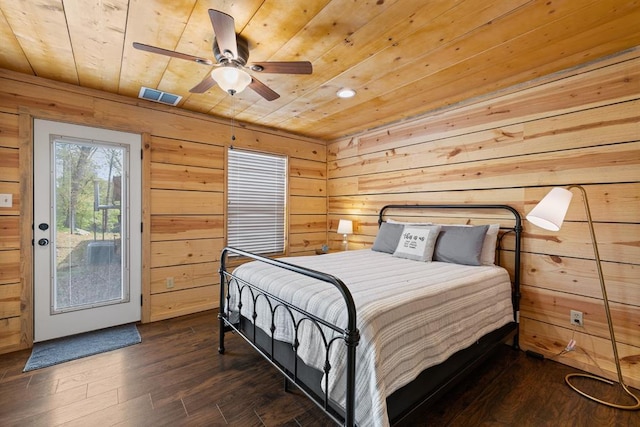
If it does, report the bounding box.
[371,222,404,254]
[433,224,490,266]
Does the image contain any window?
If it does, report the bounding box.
[227,148,287,255]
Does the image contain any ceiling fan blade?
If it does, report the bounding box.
[209,9,238,60]
[132,42,213,65]
[250,61,313,74]
[249,77,280,101]
[189,74,217,93]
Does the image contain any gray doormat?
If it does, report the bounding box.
[24,323,141,372]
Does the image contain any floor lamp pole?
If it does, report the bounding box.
[563,185,640,410]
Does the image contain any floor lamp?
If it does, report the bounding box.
[526,185,640,410]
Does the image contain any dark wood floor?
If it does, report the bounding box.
[1,311,638,426]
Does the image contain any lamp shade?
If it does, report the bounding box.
[210,66,252,95]
[337,219,353,235]
[526,187,574,231]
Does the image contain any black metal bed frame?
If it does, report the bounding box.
[218,204,522,427]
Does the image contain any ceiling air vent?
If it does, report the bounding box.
[138,87,182,106]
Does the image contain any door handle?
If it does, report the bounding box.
[38,238,49,246]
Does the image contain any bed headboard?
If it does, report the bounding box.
[378,204,522,336]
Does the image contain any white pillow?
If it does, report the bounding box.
[392,225,441,262]
[481,224,500,265]
[386,218,433,226]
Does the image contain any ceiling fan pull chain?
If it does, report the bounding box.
[231,97,236,141]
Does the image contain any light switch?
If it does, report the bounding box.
[0,194,12,208]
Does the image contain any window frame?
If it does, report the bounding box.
[226,147,288,256]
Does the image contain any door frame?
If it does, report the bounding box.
[32,118,142,342]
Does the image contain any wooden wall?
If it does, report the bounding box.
[327,50,640,388]
[0,69,327,353]
[0,48,638,392]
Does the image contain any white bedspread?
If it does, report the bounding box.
[228,249,514,427]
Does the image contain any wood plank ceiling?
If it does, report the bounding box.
[1,0,639,141]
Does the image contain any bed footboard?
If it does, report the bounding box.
[218,247,360,426]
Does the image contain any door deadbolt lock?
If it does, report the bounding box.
[38,238,49,246]
[38,223,49,231]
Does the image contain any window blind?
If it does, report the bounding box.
[227,148,287,255]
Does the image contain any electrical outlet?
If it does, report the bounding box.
[570,310,583,326]
[0,194,12,208]
[166,277,175,289]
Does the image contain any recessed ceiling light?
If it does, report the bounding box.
[336,88,356,98]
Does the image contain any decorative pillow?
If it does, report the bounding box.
[392,225,441,262]
[371,222,405,254]
[433,225,489,266]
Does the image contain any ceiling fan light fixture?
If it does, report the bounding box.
[336,88,356,98]
[211,66,252,95]
[133,10,310,101]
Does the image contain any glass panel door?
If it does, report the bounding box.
[34,119,141,342]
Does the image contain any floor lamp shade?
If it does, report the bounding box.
[526,185,640,410]
[526,187,573,231]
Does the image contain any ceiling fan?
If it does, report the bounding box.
[133,9,312,101]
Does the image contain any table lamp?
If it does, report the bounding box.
[337,219,353,251]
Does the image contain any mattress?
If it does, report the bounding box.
[228,249,514,427]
